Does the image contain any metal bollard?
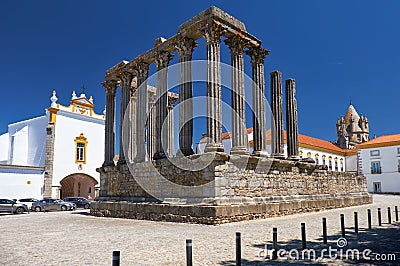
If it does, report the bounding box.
[301,223,306,249]
[112,251,120,266]
[272,228,278,260]
[236,232,241,266]
[378,208,382,226]
[396,206,399,222]
[186,239,192,266]
[322,218,327,244]
[368,209,372,229]
[388,207,391,224]
[340,214,345,237]
[354,212,358,234]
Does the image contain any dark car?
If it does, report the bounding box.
[0,199,29,214]
[32,198,76,212]
[63,197,91,209]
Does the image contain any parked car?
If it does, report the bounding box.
[63,197,91,209]
[32,198,76,212]
[0,198,29,214]
[17,198,39,209]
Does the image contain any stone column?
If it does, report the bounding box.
[118,71,133,165]
[225,36,249,155]
[154,51,174,159]
[135,62,150,162]
[270,71,284,158]
[203,23,224,153]
[167,94,178,157]
[285,79,299,159]
[246,46,270,156]
[176,37,197,156]
[102,80,118,166]
[147,88,156,159]
[129,77,137,162]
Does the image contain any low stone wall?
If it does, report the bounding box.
[91,193,372,225]
[93,153,372,224]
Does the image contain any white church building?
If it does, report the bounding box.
[0,91,105,199]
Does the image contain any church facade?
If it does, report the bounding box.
[0,91,105,199]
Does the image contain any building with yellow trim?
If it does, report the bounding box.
[0,91,105,199]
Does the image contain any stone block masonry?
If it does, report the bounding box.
[92,154,372,224]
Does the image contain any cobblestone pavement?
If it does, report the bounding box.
[0,194,399,265]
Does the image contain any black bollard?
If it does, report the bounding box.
[396,206,399,222]
[367,209,372,229]
[388,207,391,224]
[354,212,358,234]
[186,239,192,266]
[112,251,120,266]
[301,223,306,249]
[236,232,241,266]
[272,228,278,260]
[322,218,327,244]
[340,214,345,237]
[378,208,382,226]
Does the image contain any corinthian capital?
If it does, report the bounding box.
[135,62,150,80]
[175,37,197,59]
[224,35,249,56]
[202,22,221,44]
[155,51,174,70]
[102,80,118,95]
[246,46,270,64]
[120,71,133,89]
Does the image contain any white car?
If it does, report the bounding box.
[17,198,39,210]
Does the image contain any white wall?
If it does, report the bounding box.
[0,132,9,163]
[345,154,358,172]
[7,116,47,166]
[52,111,105,194]
[0,166,44,199]
[360,145,400,193]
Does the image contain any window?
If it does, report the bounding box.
[397,147,400,154]
[398,159,400,173]
[322,155,326,166]
[75,133,88,164]
[340,159,344,172]
[370,150,380,157]
[307,152,311,158]
[334,158,338,171]
[315,154,319,164]
[299,150,303,158]
[371,161,381,174]
[77,143,85,161]
[328,157,332,170]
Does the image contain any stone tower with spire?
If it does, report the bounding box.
[335,101,370,149]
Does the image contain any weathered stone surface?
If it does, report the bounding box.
[95,154,371,224]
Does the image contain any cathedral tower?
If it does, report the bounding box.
[336,101,370,149]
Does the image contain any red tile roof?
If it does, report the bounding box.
[356,134,400,149]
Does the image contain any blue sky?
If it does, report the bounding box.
[0,0,399,149]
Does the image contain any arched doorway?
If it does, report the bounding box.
[60,173,98,199]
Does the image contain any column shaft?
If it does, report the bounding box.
[203,23,224,153]
[176,38,196,156]
[167,95,178,156]
[154,51,173,159]
[102,80,118,166]
[147,89,156,159]
[135,62,149,162]
[285,79,299,158]
[225,36,249,155]
[118,72,133,164]
[130,85,137,161]
[246,46,270,156]
[270,71,284,157]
